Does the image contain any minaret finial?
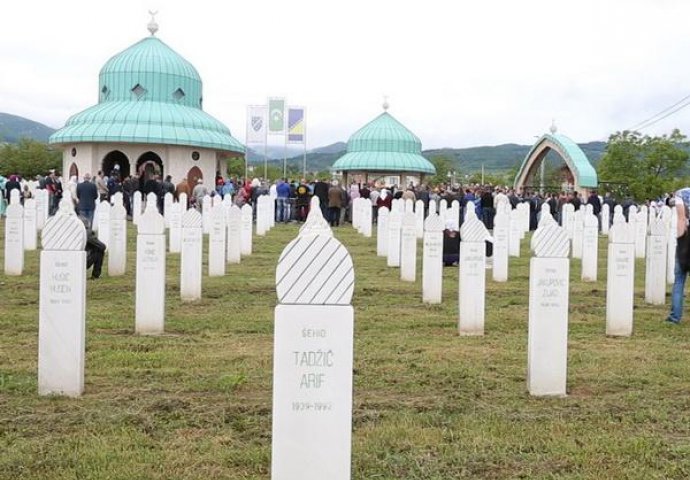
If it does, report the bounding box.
[147,10,159,36]
[549,118,557,134]
[382,95,389,111]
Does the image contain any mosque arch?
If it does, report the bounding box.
[102,150,130,179]
[136,151,163,182]
[68,162,79,180]
[513,133,597,195]
[186,166,203,187]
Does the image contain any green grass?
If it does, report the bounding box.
[1,219,690,479]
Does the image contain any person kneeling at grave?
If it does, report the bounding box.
[79,216,107,279]
[443,219,460,266]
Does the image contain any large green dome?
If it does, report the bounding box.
[332,112,435,174]
[50,35,244,153]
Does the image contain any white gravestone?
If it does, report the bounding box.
[209,203,227,277]
[38,210,87,397]
[518,201,529,238]
[169,202,183,253]
[613,205,625,225]
[422,213,444,304]
[299,198,333,238]
[528,223,570,396]
[226,205,242,264]
[415,199,425,239]
[241,204,253,256]
[132,191,143,225]
[351,197,362,232]
[23,197,37,251]
[606,221,635,337]
[666,206,677,285]
[257,195,268,237]
[492,210,510,282]
[272,230,355,480]
[538,203,555,230]
[164,192,174,228]
[135,203,166,334]
[97,200,110,248]
[361,198,372,238]
[4,191,24,275]
[400,211,417,282]
[635,208,647,259]
[601,203,610,235]
[571,209,584,260]
[179,192,188,211]
[429,200,437,216]
[509,208,521,257]
[35,189,47,230]
[181,209,203,301]
[581,210,598,282]
[202,195,212,234]
[644,216,667,305]
[387,208,402,268]
[439,199,448,224]
[458,209,490,336]
[563,203,575,240]
[376,207,389,257]
[108,197,127,276]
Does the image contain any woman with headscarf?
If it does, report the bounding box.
[0,175,7,216]
[377,188,392,212]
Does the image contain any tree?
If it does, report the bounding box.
[598,129,689,201]
[0,138,62,177]
[427,155,457,186]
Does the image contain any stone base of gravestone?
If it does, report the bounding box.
[606,243,635,337]
[38,250,86,396]
[271,305,353,480]
[527,257,569,397]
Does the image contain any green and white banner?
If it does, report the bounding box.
[268,97,285,134]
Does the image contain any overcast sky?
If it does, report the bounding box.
[2,0,690,150]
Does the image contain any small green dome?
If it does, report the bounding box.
[50,35,244,153]
[332,112,435,174]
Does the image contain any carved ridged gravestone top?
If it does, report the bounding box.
[183,208,203,227]
[42,212,86,251]
[460,210,490,243]
[276,234,354,305]
[531,224,570,258]
[424,212,444,232]
[299,197,332,237]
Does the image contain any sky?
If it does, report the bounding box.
[2,0,690,150]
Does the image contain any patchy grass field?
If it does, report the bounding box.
[1,218,690,479]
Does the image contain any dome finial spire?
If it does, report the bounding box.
[549,118,557,134]
[382,95,389,112]
[147,10,159,36]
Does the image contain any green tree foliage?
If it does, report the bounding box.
[427,155,457,185]
[598,129,689,201]
[0,139,62,177]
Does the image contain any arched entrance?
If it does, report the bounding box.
[102,150,131,179]
[513,132,597,195]
[136,151,164,183]
[68,162,79,179]
[186,166,203,187]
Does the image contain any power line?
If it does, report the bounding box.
[626,93,690,131]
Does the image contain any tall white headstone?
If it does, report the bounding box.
[563,203,575,240]
[241,204,253,256]
[601,203,610,235]
[202,195,212,234]
[209,203,227,277]
[376,207,389,257]
[164,192,174,228]
[179,192,188,211]
[644,215,667,305]
[169,202,183,253]
[226,205,242,264]
[38,210,87,397]
[181,209,203,301]
[257,195,268,237]
[361,198,372,238]
[400,211,417,282]
[666,205,677,285]
[528,223,570,396]
[97,200,110,248]
[108,197,127,276]
[635,207,647,259]
[4,191,24,275]
[415,199,425,239]
[606,221,635,336]
[571,209,584,260]
[422,213,444,304]
[581,210,598,282]
[132,191,143,225]
[272,229,355,480]
[135,203,166,334]
[387,209,402,268]
[509,208,521,257]
[23,197,37,251]
[458,209,490,336]
[35,189,47,230]
[493,209,509,282]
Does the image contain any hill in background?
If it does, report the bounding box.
[0,113,56,143]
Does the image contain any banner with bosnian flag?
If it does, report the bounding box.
[246,105,267,144]
[287,107,305,144]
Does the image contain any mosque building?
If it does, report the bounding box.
[331,101,436,187]
[49,16,244,186]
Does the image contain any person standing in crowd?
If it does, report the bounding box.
[5,175,21,202]
[95,171,108,202]
[276,178,291,222]
[76,173,98,225]
[480,187,494,229]
[668,187,690,324]
[295,180,311,222]
[192,179,208,211]
[369,186,380,223]
[0,174,7,216]
[176,177,191,208]
[313,177,330,217]
[328,180,343,227]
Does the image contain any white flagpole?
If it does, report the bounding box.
[302,107,307,179]
[263,107,268,181]
[244,106,249,182]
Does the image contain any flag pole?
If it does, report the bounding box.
[244,106,249,182]
[302,107,307,179]
[263,113,268,181]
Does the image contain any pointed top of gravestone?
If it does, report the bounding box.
[609,221,635,244]
[460,215,490,242]
[133,190,142,200]
[415,199,424,210]
[465,205,478,221]
[424,212,444,232]
[111,200,127,220]
[203,195,212,205]
[614,205,623,215]
[310,196,320,210]
[182,207,202,227]
[241,203,252,216]
[299,210,333,237]
[428,201,437,215]
[111,192,123,207]
[378,206,390,217]
[211,202,226,222]
[538,209,555,228]
[276,234,354,305]
[57,195,76,215]
[563,203,574,213]
[451,200,460,210]
[212,195,222,207]
[42,213,87,250]
[649,216,667,236]
[402,210,416,227]
[602,203,610,213]
[439,199,448,208]
[164,192,173,200]
[222,195,232,207]
[9,189,20,204]
[229,204,241,218]
[541,203,551,216]
[531,223,570,258]
[585,204,594,215]
[584,211,598,227]
[145,192,156,206]
[138,201,165,234]
[405,199,414,213]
